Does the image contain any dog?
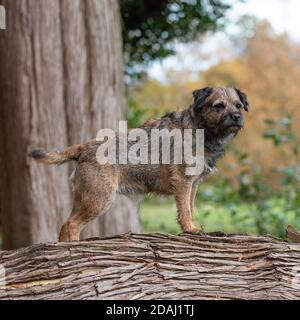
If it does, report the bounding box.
[29,87,249,241]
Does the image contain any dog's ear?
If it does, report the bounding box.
[192,87,213,112]
[235,88,249,112]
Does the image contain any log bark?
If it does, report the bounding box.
[286,225,300,244]
[0,232,300,300]
[0,0,142,249]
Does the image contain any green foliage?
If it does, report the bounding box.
[120,0,232,78]
[141,193,296,238]
[264,114,295,147]
[126,95,147,128]
[264,114,300,186]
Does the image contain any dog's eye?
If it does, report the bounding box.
[214,103,225,110]
[236,102,243,109]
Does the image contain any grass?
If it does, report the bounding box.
[140,193,300,238]
[140,197,255,235]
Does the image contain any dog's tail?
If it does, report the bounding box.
[28,144,83,165]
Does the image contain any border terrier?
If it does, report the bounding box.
[29,87,249,241]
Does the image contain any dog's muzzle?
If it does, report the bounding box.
[222,112,244,131]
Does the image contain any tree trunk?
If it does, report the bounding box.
[0,0,142,250]
[0,232,300,300]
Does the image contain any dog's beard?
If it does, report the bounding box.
[208,122,242,141]
[217,116,243,137]
[224,124,242,134]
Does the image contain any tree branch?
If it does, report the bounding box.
[0,231,300,300]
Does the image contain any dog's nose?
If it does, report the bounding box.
[231,113,241,122]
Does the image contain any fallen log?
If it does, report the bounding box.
[0,231,300,300]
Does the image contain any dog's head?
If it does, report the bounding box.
[192,87,249,137]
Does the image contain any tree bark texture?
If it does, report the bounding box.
[0,232,300,300]
[0,0,142,249]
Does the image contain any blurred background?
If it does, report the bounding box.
[0,0,299,249]
[125,0,300,238]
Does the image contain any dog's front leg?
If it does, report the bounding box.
[190,184,198,222]
[175,183,201,234]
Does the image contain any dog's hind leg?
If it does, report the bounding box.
[59,165,118,242]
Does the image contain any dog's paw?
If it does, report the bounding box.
[183,226,206,236]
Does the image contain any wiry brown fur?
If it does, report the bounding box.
[29,87,249,241]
